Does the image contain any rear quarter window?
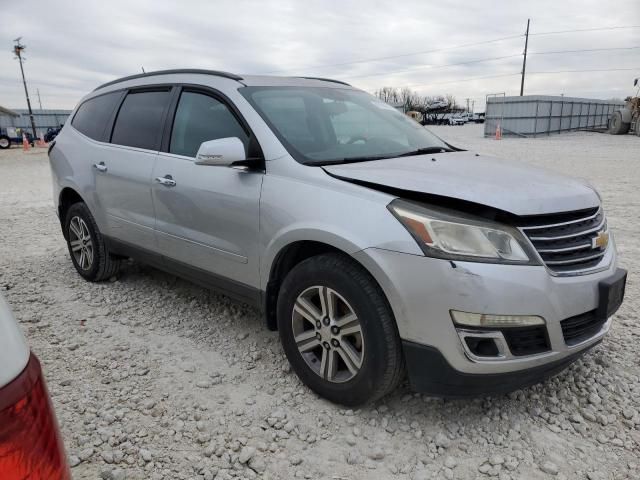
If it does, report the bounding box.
[71,92,122,141]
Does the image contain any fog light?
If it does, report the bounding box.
[464,337,500,357]
[451,310,544,327]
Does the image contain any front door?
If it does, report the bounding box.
[151,89,263,292]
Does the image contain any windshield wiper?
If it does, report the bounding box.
[396,146,454,157]
[314,155,396,166]
[313,146,455,166]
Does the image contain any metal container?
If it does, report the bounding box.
[484,95,624,137]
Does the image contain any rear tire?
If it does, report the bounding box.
[64,202,120,281]
[609,111,630,134]
[0,135,10,149]
[277,253,404,406]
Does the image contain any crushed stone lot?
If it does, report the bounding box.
[0,124,638,480]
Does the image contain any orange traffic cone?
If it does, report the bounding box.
[22,134,31,151]
[36,133,46,148]
[495,123,502,140]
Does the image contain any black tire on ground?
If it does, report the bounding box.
[0,135,10,149]
[63,202,120,281]
[609,111,630,135]
[277,253,404,406]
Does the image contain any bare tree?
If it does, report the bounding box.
[374,86,464,119]
[399,87,421,112]
[375,87,400,104]
[446,94,462,111]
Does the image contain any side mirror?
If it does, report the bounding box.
[195,137,246,166]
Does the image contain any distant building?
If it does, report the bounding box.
[0,106,72,138]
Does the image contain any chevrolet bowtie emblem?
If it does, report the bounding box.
[593,231,609,249]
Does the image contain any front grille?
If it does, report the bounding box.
[502,326,550,356]
[520,207,607,274]
[560,310,605,346]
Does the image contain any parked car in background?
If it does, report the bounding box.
[0,293,70,479]
[472,112,485,123]
[448,115,466,125]
[49,69,625,406]
[0,128,35,149]
[45,126,64,143]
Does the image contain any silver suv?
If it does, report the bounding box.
[49,69,626,405]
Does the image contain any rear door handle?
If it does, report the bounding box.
[155,175,176,187]
[93,162,107,172]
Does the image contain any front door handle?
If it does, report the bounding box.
[93,162,107,173]
[155,175,176,187]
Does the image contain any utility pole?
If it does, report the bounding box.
[12,38,38,139]
[465,98,470,113]
[520,19,530,96]
[37,88,43,110]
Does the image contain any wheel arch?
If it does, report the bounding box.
[58,187,86,239]
[263,239,382,331]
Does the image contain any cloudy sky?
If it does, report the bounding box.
[1,0,638,111]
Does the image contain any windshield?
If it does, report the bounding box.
[240,86,451,165]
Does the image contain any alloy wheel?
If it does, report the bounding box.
[68,216,94,270]
[291,286,365,383]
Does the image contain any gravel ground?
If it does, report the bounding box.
[0,124,638,480]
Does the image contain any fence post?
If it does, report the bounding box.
[569,102,574,131]
[558,99,563,134]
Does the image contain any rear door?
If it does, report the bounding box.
[95,87,173,248]
[151,87,263,294]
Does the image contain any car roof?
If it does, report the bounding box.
[93,69,352,92]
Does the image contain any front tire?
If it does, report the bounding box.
[0,135,10,149]
[64,202,120,281]
[277,253,403,406]
[609,111,630,135]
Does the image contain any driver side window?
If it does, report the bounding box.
[170,91,249,158]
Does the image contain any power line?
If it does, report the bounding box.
[344,54,522,80]
[391,67,638,92]
[529,25,640,36]
[402,72,521,89]
[343,46,639,81]
[527,67,640,74]
[259,33,524,74]
[259,25,640,75]
[530,46,640,55]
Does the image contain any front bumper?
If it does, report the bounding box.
[402,339,600,397]
[353,244,621,382]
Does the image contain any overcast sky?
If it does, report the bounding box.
[1,0,638,111]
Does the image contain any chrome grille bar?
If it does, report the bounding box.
[525,217,605,241]
[520,207,608,274]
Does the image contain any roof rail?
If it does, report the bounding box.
[298,77,351,86]
[94,69,243,91]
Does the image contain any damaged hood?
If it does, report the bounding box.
[323,151,599,216]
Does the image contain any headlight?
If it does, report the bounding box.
[388,199,537,264]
